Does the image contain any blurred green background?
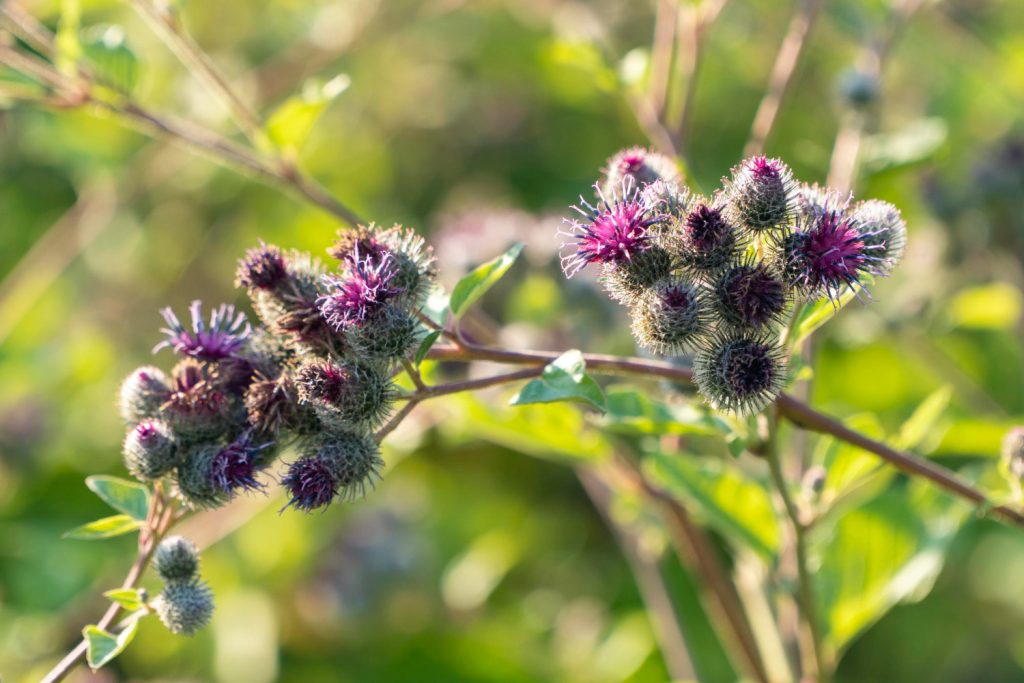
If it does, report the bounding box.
[2,0,1024,681]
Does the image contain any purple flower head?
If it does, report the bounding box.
[749,155,784,181]
[155,300,250,361]
[326,225,390,267]
[560,179,665,278]
[783,202,882,301]
[318,251,401,330]
[603,147,681,191]
[236,241,288,290]
[209,431,272,496]
[281,456,339,512]
[713,262,787,331]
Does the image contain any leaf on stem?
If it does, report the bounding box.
[82,25,140,95]
[103,588,147,611]
[266,74,350,151]
[86,475,151,521]
[63,515,141,540]
[510,350,607,412]
[83,620,140,670]
[449,243,523,319]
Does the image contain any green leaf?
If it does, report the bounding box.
[81,25,140,95]
[510,350,606,412]
[817,414,892,516]
[414,330,441,366]
[791,285,867,348]
[860,118,947,175]
[266,74,350,150]
[103,588,147,611]
[83,620,139,670]
[644,452,780,560]
[894,385,952,451]
[813,483,969,654]
[600,388,731,437]
[449,243,523,319]
[948,283,1022,330]
[86,476,150,521]
[63,515,141,540]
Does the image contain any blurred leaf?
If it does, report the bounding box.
[600,388,729,436]
[55,0,82,75]
[814,483,970,654]
[103,588,146,611]
[447,392,611,463]
[81,26,139,96]
[894,385,952,451]
[861,118,948,174]
[450,243,523,319]
[935,417,1012,457]
[83,620,139,671]
[791,286,864,348]
[659,553,740,683]
[86,476,150,521]
[266,74,350,151]
[948,283,1022,330]
[63,515,141,540]
[644,452,780,560]
[818,414,892,516]
[511,350,606,412]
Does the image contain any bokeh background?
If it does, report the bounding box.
[2,0,1024,681]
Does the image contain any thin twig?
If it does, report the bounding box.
[648,0,679,117]
[129,0,264,144]
[765,410,830,681]
[744,0,823,157]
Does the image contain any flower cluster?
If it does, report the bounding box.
[152,536,214,637]
[560,148,907,415]
[117,223,437,512]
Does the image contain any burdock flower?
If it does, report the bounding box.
[318,253,401,331]
[850,199,907,276]
[155,300,250,361]
[694,333,787,415]
[710,261,788,331]
[677,201,741,275]
[630,279,705,355]
[235,241,288,290]
[155,579,214,637]
[724,156,796,233]
[601,147,681,195]
[560,178,666,278]
[282,431,383,512]
[781,201,880,302]
[163,360,233,443]
[295,359,395,431]
[123,419,179,481]
[176,433,271,508]
[119,366,170,424]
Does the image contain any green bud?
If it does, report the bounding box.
[153,535,200,582]
[118,366,170,424]
[155,579,214,637]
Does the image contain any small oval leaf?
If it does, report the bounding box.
[450,243,523,319]
[84,620,139,671]
[510,349,606,412]
[63,515,141,540]
[103,588,147,612]
[86,476,151,521]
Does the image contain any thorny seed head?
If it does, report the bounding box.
[153,536,201,582]
[630,279,705,355]
[282,431,384,512]
[560,177,666,278]
[118,366,170,425]
[601,245,675,305]
[602,146,681,195]
[850,199,907,276]
[724,156,796,233]
[295,359,395,431]
[155,301,250,361]
[235,241,288,290]
[711,261,788,332]
[694,333,787,415]
[123,419,179,481]
[155,579,214,637]
[677,201,741,275]
[208,431,273,496]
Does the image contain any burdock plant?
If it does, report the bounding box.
[17,4,1024,683]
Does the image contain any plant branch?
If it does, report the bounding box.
[744,0,823,157]
[425,341,1024,528]
[42,490,180,683]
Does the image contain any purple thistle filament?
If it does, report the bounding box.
[155,300,250,361]
[209,432,271,496]
[318,252,401,331]
[560,179,665,278]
